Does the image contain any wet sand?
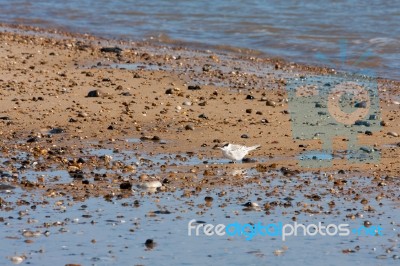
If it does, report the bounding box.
[1,25,399,265]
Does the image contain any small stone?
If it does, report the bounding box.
[120,182,132,190]
[100,46,122,54]
[182,101,192,106]
[246,95,254,100]
[198,114,208,119]
[185,124,194,130]
[241,134,249,138]
[27,136,39,143]
[49,128,65,134]
[204,196,213,202]
[365,131,373,135]
[87,90,102,97]
[364,220,372,227]
[355,101,368,108]
[245,109,252,114]
[165,88,173,94]
[369,114,378,120]
[266,100,276,107]
[188,85,201,90]
[145,239,156,249]
[202,64,211,72]
[387,132,399,137]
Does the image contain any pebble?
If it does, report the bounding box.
[246,95,254,100]
[100,46,122,54]
[27,136,40,143]
[387,132,398,137]
[355,101,367,108]
[354,120,371,127]
[182,101,192,106]
[145,239,156,249]
[137,180,162,189]
[204,196,213,202]
[87,89,103,97]
[49,128,65,134]
[185,124,194,130]
[369,114,378,120]
[241,134,249,138]
[188,85,201,90]
[266,100,276,107]
[9,256,25,264]
[120,182,132,190]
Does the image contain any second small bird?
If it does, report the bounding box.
[217,143,260,162]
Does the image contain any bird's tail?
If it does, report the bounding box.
[248,145,260,151]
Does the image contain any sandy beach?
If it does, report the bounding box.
[1,26,400,265]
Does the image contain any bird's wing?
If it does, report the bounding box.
[229,144,245,151]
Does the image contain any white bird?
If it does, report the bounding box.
[217,143,260,162]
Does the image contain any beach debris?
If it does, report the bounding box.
[100,46,123,54]
[188,85,201,90]
[145,239,156,249]
[86,89,103,97]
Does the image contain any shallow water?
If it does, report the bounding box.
[0,0,399,80]
[1,167,399,265]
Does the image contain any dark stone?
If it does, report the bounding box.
[188,85,201,90]
[100,47,123,54]
[49,128,65,134]
[338,169,346,174]
[202,64,211,72]
[77,158,85,164]
[145,239,155,249]
[198,114,208,119]
[0,116,11,120]
[82,180,90,185]
[27,136,39,143]
[120,182,132,190]
[165,88,173,94]
[241,134,249,138]
[365,131,373,135]
[369,114,378,120]
[204,196,213,202]
[69,118,78,123]
[246,95,254,100]
[87,90,102,97]
[242,158,257,163]
[354,120,370,127]
[69,170,84,179]
[355,101,367,108]
[107,125,114,130]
